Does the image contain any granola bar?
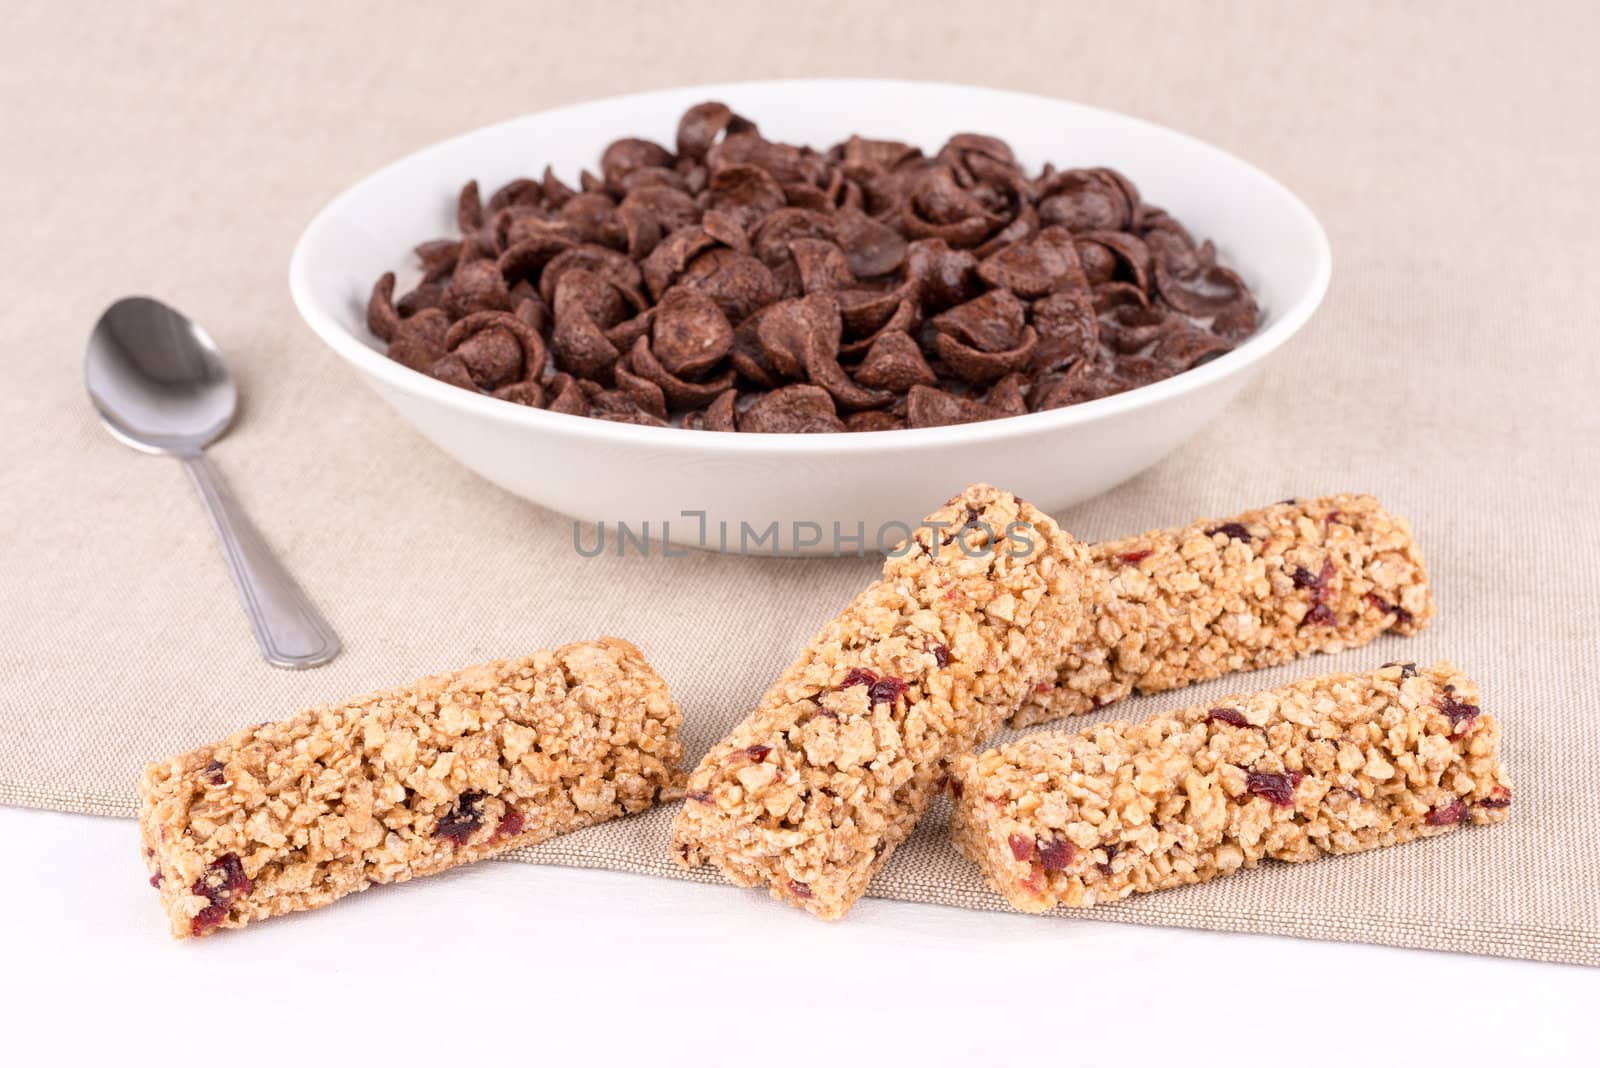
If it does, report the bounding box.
[950,662,1510,912]
[671,485,1093,919]
[1017,494,1432,726]
[140,638,682,938]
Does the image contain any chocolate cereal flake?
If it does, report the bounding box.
[368,104,1260,431]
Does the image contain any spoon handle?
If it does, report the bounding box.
[182,454,342,668]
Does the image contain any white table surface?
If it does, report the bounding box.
[4,806,1591,1065]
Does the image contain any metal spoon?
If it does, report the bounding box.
[84,296,341,668]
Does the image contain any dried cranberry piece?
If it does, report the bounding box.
[1037,837,1076,872]
[745,744,772,762]
[927,642,951,667]
[1438,695,1481,731]
[866,677,908,706]
[1116,549,1152,566]
[192,852,251,902]
[1008,834,1035,862]
[494,808,525,841]
[1478,786,1512,809]
[203,759,225,786]
[1292,560,1336,609]
[686,789,713,804]
[149,871,163,888]
[434,791,487,848]
[1206,522,1251,542]
[1246,771,1299,807]
[1365,592,1414,625]
[1426,798,1468,826]
[191,903,230,937]
[838,668,879,689]
[188,852,251,935]
[1207,707,1249,728]
[1304,603,1337,627]
[787,879,813,899]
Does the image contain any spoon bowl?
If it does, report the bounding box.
[86,297,238,456]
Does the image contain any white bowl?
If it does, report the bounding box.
[290,79,1329,554]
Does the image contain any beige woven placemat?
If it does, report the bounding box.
[2,1,1595,965]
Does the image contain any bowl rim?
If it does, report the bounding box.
[289,77,1331,456]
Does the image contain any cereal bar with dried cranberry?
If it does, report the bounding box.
[140,638,682,938]
[951,661,1510,912]
[671,485,1093,919]
[1016,494,1433,726]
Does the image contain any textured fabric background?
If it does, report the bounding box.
[2,1,1595,965]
